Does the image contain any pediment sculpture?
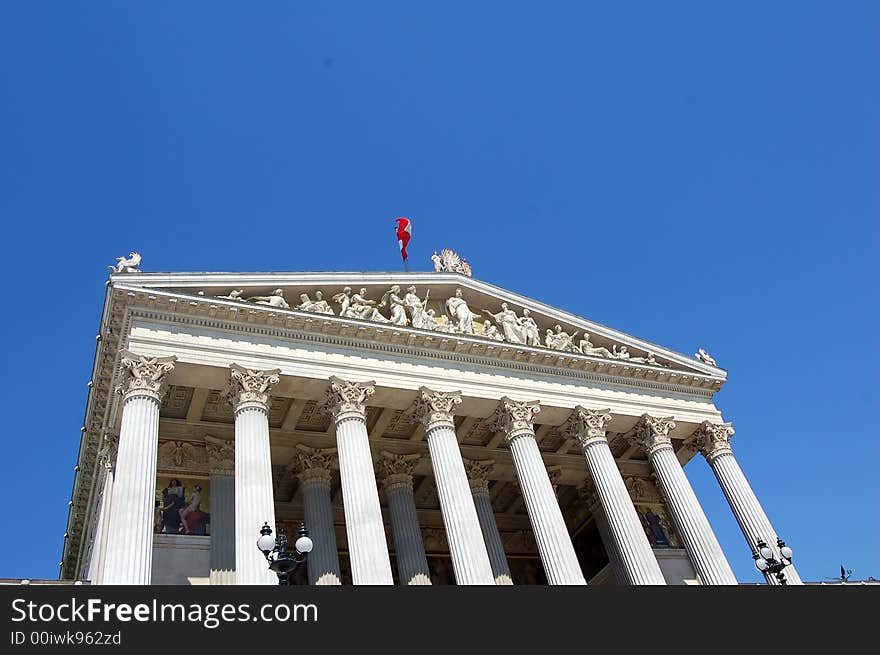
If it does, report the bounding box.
[247,288,290,309]
[296,291,334,315]
[204,282,673,369]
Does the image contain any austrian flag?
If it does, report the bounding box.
[395,217,412,262]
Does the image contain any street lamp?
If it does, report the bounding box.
[257,522,314,585]
[753,537,794,585]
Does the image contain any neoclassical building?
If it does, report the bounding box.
[61,251,800,585]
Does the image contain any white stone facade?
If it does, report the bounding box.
[62,268,798,585]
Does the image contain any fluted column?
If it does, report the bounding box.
[694,422,802,585]
[291,445,342,585]
[86,433,118,584]
[377,452,432,585]
[568,407,665,585]
[102,351,176,585]
[227,364,280,585]
[628,415,737,585]
[498,397,586,585]
[206,436,235,585]
[413,388,495,584]
[325,376,393,585]
[463,459,513,585]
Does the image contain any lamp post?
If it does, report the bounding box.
[752,537,794,585]
[257,522,314,585]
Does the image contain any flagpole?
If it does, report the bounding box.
[403,259,409,273]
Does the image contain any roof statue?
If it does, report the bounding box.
[108,252,141,274]
[432,248,472,277]
[695,348,717,367]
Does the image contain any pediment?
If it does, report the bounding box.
[109,270,725,384]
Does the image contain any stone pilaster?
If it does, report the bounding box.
[568,407,665,585]
[103,351,176,585]
[377,452,432,585]
[291,445,342,585]
[413,387,495,584]
[628,414,737,585]
[86,432,118,584]
[227,364,280,585]
[325,376,393,585]
[206,436,235,585]
[497,397,586,585]
[694,421,802,585]
[462,458,513,585]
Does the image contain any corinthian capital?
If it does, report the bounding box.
[628,414,676,456]
[693,421,735,462]
[116,350,176,401]
[325,376,375,422]
[567,406,613,449]
[496,397,541,441]
[376,451,420,491]
[291,444,337,485]
[412,387,462,432]
[225,363,281,411]
[205,435,235,474]
[463,458,495,494]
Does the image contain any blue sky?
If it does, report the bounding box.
[0,3,876,583]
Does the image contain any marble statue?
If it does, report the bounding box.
[217,289,245,302]
[695,348,717,366]
[612,345,633,360]
[332,287,357,318]
[352,287,390,323]
[481,319,504,341]
[445,288,479,334]
[518,308,541,346]
[402,285,429,329]
[485,303,526,344]
[628,351,659,366]
[310,291,333,315]
[577,333,613,358]
[333,286,387,322]
[108,252,141,273]
[432,249,473,276]
[247,289,289,309]
[423,309,441,331]
[297,292,334,315]
[379,285,408,326]
[545,325,580,352]
[434,319,458,334]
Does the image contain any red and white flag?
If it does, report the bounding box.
[395,217,412,262]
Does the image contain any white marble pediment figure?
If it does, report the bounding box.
[136,272,722,376]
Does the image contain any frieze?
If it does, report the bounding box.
[157,440,208,473]
[205,436,234,474]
